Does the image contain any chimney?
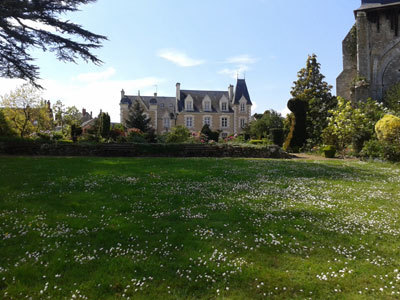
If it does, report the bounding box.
[176,83,181,101]
[121,89,125,99]
[90,111,93,118]
[228,85,234,101]
[82,108,86,116]
[154,92,158,97]
[138,90,141,96]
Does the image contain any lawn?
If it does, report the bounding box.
[1,157,400,299]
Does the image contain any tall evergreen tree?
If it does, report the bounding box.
[0,0,107,87]
[126,102,151,132]
[97,112,110,138]
[291,54,337,146]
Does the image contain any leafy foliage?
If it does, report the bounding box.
[248,110,284,140]
[70,124,82,143]
[97,112,111,139]
[126,102,151,132]
[166,125,190,143]
[375,114,400,143]
[0,84,52,137]
[291,54,337,145]
[323,98,385,156]
[0,109,15,137]
[200,124,220,142]
[384,82,400,115]
[0,0,107,86]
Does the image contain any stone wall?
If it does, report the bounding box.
[337,5,400,101]
[0,141,292,159]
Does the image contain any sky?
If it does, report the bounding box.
[0,0,361,122]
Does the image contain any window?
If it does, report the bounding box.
[221,117,228,128]
[160,103,165,108]
[163,117,170,128]
[186,100,193,111]
[204,116,211,126]
[240,118,246,129]
[221,132,228,138]
[204,101,211,111]
[240,103,246,112]
[185,116,194,128]
[221,102,227,111]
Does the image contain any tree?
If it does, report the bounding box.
[0,110,15,137]
[126,102,151,132]
[249,110,284,139]
[97,112,110,138]
[0,0,107,86]
[70,124,82,142]
[64,106,81,126]
[291,54,337,146]
[53,100,66,132]
[1,84,49,137]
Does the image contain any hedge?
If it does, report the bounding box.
[0,141,292,159]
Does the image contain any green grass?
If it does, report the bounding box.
[1,157,400,299]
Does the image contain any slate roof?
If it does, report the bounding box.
[120,96,176,115]
[179,90,233,113]
[233,79,252,105]
[356,0,400,12]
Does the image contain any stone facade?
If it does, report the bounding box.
[119,79,252,137]
[337,0,400,102]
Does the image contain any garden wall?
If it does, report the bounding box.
[0,141,292,159]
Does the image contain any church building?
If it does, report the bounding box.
[337,0,400,102]
[119,79,252,137]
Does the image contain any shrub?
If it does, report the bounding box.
[360,139,384,160]
[269,128,284,146]
[249,139,271,145]
[322,145,336,158]
[283,98,307,152]
[200,124,220,142]
[375,114,400,142]
[128,129,147,144]
[166,126,190,143]
[361,139,400,162]
[109,128,125,141]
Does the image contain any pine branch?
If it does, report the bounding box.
[0,0,107,87]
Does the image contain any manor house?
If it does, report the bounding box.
[119,79,252,137]
[337,0,400,101]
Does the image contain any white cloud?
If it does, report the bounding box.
[74,67,116,82]
[219,65,249,79]
[0,69,164,123]
[219,54,258,79]
[158,49,205,67]
[226,54,258,65]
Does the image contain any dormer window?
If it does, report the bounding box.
[186,99,193,111]
[221,102,228,111]
[204,100,211,112]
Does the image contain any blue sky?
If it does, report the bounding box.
[1,0,361,122]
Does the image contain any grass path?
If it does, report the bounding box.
[1,157,400,299]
